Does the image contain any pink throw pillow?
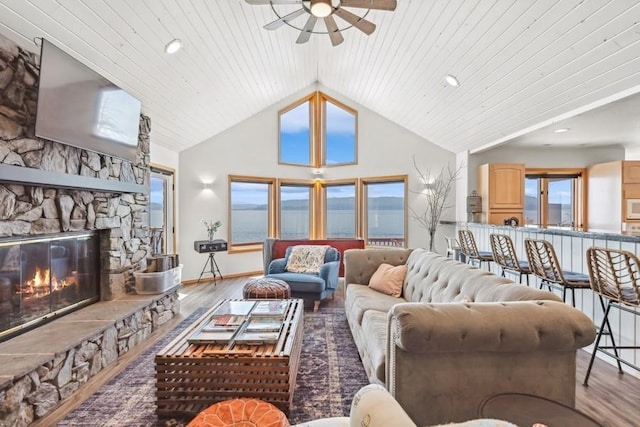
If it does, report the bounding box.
[368,263,407,297]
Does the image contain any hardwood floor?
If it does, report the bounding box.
[35,277,639,426]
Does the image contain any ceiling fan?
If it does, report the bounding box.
[245,0,397,46]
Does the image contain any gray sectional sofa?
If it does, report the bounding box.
[344,247,596,426]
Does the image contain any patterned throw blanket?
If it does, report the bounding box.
[285,245,330,274]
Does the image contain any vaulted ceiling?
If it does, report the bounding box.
[0,0,639,154]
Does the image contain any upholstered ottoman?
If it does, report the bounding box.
[187,398,290,427]
[243,277,291,299]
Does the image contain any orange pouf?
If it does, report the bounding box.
[186,398,290,427]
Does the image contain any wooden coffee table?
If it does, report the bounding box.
[155,299,304,418]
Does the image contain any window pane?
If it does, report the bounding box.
[280,185,311,239]
[548,178,574,226]
[230,181,270,245]
[280,101,311,165]
[325,184,356,238]
[325,100,356,165]
[366,181,405,247]
[524,178,539,225]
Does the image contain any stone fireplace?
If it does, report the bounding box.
[0,34,179,425]
[0,232,100,341]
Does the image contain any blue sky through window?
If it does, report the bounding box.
[280,101,310,165]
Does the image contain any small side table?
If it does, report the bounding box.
[479,393,602,427]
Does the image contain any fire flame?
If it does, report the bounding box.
[26,267,69,296]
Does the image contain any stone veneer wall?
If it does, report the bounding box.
[0,33,180,426]
[0,34,151,299]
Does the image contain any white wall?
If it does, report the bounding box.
[177,84,456,281]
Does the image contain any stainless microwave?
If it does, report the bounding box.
[627,199,640,219]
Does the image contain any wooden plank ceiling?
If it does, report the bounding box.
[0,0,638,153]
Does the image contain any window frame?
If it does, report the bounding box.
[359,175,408,248]
[524,168,586,228]
[320,179,359,239]
[278,91,358,168]
[277,179,316,240]
[228,175,276,253]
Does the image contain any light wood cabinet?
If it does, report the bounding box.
[478,163,525,225]
[623,161,640,184]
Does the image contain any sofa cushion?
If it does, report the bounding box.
[360,310,389,383]
[266,272,325,293]
[403,249,562,304]
[345,284,405,326]
[369,263,407,297]
[286,245,330,273]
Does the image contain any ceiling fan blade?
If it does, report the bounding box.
[264,8,306,30]
[324,16,344,46]
[334,8,376,35]
[296,16,318,44]
[339,0,397,11]
[245,0,301,5]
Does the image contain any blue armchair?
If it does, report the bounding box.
[265,245,340,312]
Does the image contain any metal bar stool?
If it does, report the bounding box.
[583,246,640,386]
[524,238,590,307]
[490,233,531,285]
[458,229,493,271]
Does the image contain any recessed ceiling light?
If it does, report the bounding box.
[445,74,460,87]
[164,39,182,54]
[554,127,570,133]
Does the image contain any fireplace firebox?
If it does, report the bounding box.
[0,232,100,342]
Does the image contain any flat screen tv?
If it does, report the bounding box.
[35,39,142,162]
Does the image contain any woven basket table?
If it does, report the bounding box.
[242,278,291,299]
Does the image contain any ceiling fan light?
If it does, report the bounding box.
[164,39,182,54]
[310,0,332,18]
[445,74,460,87]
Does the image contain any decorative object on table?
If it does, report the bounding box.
[410,155,464,252]
[467,190,483,222]
[503,216,519,226]
[202,219,222,241]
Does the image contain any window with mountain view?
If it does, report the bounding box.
[362,178,406,247]
[229,178,274,248]
[525,170,583,228]
[280,183,312,239]
[324,182,357,238]
[279,92,357,167]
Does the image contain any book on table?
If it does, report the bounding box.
[187,328,239,344]
[233,330,280,345]
[212,300,256,316]
[245,316,283,332]
[250,300,289,317]
[201,314,245,331]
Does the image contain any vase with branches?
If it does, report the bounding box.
[202,219,222,241]
[410,155,463,252]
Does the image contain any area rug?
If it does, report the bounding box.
[58,306,369,426]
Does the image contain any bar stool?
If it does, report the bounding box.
[444,236,462,261]
[583,246,640,386]
[489,234,531,285]
[524,238,590,307]
[458,229,493,271]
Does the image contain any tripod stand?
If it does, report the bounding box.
[197,252,223,284]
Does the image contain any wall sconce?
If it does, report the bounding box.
[422,181,436,193]
[202,180,214,191]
